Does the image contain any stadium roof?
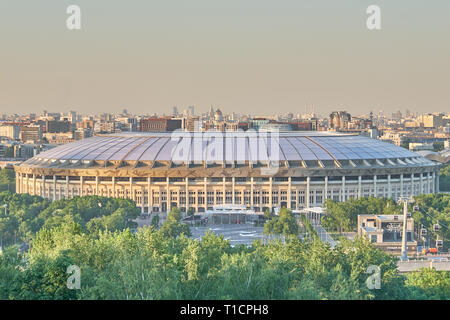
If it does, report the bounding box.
[24,132,436,170]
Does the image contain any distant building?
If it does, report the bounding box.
[420,113,445,128]
[74,128,90,140]
[140,117,182,132]
[0,125,20,140]
[95,121,115,133]
[409,142,433,152]
[358,214,417,255]
[329,111,351,131]
[184,117,200,132]
[20,125,42,143]
[43,132,74,145]
[46,120,71,133]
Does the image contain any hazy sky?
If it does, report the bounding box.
[0,0,449,117]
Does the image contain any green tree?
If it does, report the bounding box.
[159,207,191,238]
[406,268,450,299]
[264,208,298,239]
[151,214,160,228]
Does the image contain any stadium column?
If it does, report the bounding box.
[259,189,262,211]
[33,174,36,195]
[373,175,377,198]
[387,174,391,198]
[306,176,310,208]
[15,172,20,193]
[223,177,226,205]
[112,176,116,198]
[420,172,424,194]
[232,177,235,205]
[130,178,134,203]
[432,171,436,193]
[148,177,152,213]
[66,176,69,199]
[141,186,145,214]
[26,173,29,194]
[269,177,273,210]
[42,175,46,198]
[166,177,170,212]
[158,186,162,212]
[324,176,328,201]
[96,176,99,196]
[358,175,362,199]
[341,176,346,202]
[250,177,254,208]
[435,170,439,193]
[80,176,84,197]
[185,177,189,213]
[288,177,292,209]
[400,174,404,196]
[204,177,207,210]
[53,175,57,201]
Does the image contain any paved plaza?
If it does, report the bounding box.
[190,224,266,247]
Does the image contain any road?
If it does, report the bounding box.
[397,259,450,272]
[190,224,266,247]
[307,217,338,249]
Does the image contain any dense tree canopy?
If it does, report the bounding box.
[0,168,15,193]
[0,191,139,247]
[0,181,448,300]
[322,197,400,233]
[1,219,448,300]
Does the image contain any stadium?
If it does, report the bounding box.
[14,131,440,214]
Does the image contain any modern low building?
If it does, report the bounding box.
[358,214,417,255]
[14,131,440,214]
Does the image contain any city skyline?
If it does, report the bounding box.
[1,0,449,116]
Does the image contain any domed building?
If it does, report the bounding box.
[14,131,440,214]
[214,109,223,122]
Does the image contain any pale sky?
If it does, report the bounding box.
[0,0,449,117]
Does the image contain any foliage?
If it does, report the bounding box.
[3,220,447,300]
[159,207,191,238]
[263,208,298,239]
[0,192,139,247]
[0,168,15,193]
[432,141,444,152]
[0,192,448,300]
[405,268,450,300]
[151,214,160,228]
[412,193,450,250]
[440,164,450,192]
[322,197,400,233]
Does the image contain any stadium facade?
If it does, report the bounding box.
[14,131,440,213]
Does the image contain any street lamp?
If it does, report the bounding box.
[1,203,7,216]
[97,202,102,218]
[397,196,414,261]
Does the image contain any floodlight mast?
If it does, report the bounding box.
[398,196,414,261]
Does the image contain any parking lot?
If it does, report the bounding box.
[190,224,266,247]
